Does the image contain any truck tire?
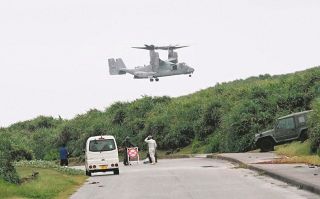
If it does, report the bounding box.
[299,130,308,143]
[259,138,275,152]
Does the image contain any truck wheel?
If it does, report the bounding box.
[299,131,308,143]
[259,138,275,152]
[85,170,91,176]
[113,169,119,175]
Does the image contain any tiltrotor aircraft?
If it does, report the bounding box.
[108,45,194,82]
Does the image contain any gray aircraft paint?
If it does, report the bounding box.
[108,45,194,81]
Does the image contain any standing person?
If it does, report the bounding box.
[121,136,135,165]
[147,150,158,163]
[144,135,157,165]
[59,144,69,167]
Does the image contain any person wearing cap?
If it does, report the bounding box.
[144,135,157,165]
[121,136,135,165]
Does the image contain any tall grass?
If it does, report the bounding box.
[276,141,311,156]
[0,167,87,199]
[275,141,320,165]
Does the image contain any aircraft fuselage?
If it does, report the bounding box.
[126,62,194,79]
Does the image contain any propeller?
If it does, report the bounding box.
[132,44,157,50]
[156,45,188,50]
[132,45,188,50]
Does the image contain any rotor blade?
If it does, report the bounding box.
[132,44,156,50]
[174,45,188,49]
[132,45,188,50]
[156,45,189,50]
[132,47,148,49]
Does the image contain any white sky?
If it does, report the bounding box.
[1,0,320,127]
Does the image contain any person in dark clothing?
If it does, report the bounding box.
[121,136,135,165]
[59,144,69,166]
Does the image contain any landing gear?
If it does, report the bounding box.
[189,74,192,77]
[155,78,159,81]
[150,78,154,82]
[150,78,159,82]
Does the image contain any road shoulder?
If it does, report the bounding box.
[208,152,320,195]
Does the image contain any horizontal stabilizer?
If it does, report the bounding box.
[108,58,127,75]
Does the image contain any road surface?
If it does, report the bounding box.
[70,158,318,199]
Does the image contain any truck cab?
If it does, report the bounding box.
[85,135,119,176]
[254,110,312,152]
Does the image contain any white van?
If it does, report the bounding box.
[85,135,119,176]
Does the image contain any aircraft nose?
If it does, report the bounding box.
[189,68,195,73]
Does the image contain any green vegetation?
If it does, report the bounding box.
[15,160,85,175]
[1,66,320,171]
[0,135,20,184]
[0,166,87,199]
[276,141,311,156]
[274,141,320,165]
[1,66,319,197]
[308,99,320,153]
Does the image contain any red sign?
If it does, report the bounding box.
[127,148,138,158]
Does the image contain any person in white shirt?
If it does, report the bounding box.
[144,135,157,165]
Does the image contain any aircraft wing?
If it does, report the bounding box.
[158,58,166,66]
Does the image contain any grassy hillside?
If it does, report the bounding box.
[1,66,320,162]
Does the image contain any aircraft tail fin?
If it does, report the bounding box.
[108,58,127,75]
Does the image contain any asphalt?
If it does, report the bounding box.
[209,152,320,195]
[71,157,319,199]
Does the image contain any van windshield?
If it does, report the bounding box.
[89,139,116,152]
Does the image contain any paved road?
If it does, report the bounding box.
[70,158,318,199]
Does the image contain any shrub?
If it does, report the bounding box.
[0,136,20,184]
[308,99,320,153]
[205,132,222,153]
[15,160,84,175]
[11,148,33,161]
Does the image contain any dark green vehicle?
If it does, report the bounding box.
[254,110,312,152]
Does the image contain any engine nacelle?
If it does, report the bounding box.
[168,50,178,63]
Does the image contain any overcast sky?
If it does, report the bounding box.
[1,0,320,127]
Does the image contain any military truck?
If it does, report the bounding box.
[254,110,312,152]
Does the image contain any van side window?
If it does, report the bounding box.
[89,139,116,152]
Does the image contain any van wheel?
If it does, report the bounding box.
[259,138,275,152]
[113,169,119,175]
[86,170,91,176]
